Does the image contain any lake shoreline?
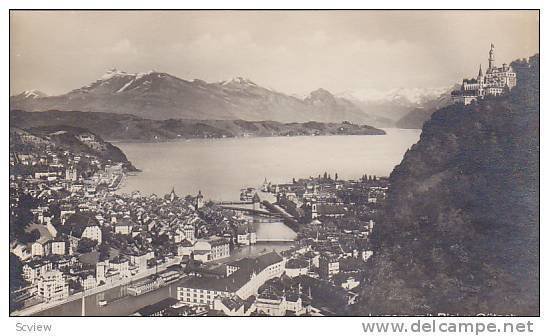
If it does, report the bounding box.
[107,131,392,144]
[115,130,421,201]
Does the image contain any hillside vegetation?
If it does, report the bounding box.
[357,54,539,316]
[10,111,385,141]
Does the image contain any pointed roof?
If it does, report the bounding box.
[478,64,483,77]
[252,193,260,203]
[169,187,177,201]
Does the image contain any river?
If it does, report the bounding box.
[36,241,298,316]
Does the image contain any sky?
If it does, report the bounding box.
[10,10,539,98]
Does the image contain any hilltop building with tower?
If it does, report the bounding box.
[451,44,517,105]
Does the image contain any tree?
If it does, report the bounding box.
[77,237,98,253]
[29,229,40,241]
[68,279,82,291]
[19,193,38,209]
[335,173,339,181]
[184,257,202,276]
[98,243,110,261]
[48,203,61,220]
[9,193,37,242]
[101,226,113,243]
[9,253,27,312]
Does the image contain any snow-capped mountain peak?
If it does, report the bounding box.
[221,77,257,87]
[338,86,453,106]
[101,68,129,80]
[10,70,391,127]
[22,90,47,99]
[135,70,155,80]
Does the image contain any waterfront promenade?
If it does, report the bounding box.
[31,242,295,316]
[13,258,180,316]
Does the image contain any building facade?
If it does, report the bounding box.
[176,252,285,308]
[81,225,102,244]
[319,254,340,279]
[50,240,66,255]
[237,225,257,246]
[451,44,517,105]
[36,269,69,301]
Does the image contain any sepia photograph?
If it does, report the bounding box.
[7,7,540,324]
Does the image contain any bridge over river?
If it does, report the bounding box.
[218,202,280,218]
[217,196,298,242]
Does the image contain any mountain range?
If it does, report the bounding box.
[10,69,390,126]
[10,69,453,128]
[338,86,456,127]
[393,84,460,129]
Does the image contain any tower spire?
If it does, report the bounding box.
[478,64,483,77]
[488,43,495,70]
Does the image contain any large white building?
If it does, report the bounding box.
[114,218,136,236]
[174,224,196,244]
[23,259,53,284]
[65,214,103,255]
[177,236,230,263]
[452,44,517,105]
[36,269,69,301]
[255,291,305,316]
[176,252,285,308]
[49,240,66,255]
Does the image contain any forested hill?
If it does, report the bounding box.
[357,54,539,316]
[10,125,137,171]
[10,111,385,141]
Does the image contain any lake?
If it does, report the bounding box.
[116,128,421,202]
[35,128,421,316]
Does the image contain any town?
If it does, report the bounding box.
[9,127,387,316]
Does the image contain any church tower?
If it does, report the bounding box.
[169,187,177,202]
[195,190,204,209]
[311,198,318,219]
[488,43,495,70]
[477,64,484,97]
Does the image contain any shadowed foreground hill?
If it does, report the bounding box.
[357,54,539,316]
